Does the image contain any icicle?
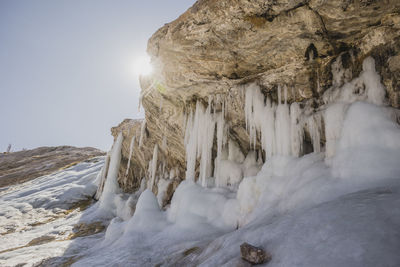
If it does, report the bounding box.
[277,85,282,104]
[215,111,225,186]
[275,86,292,156]
[331,55,353,88]
[307,114,322,153]
[94,153,110,200]
[148,144,158,191]
[245,84,265,150]
[184,101,216,186]
[361,57,385,106]
[184,108,196,181]
[222,95,226,117]
[284,85,288,104]
[257,150,263,165]
[262,98,276,158]
[290,102,303,157]
[182,111,187,134]
[324,103,347,158]
[125,135,135,176]
[244,84,278,158]
[99,132,123,212]
[139,120,146,148]
[147,159,152,188]
[199,102,216,187]
[138,95,142,112]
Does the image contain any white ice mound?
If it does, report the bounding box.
[124,189,166,232]
[237,101,400,225]
[167,181,239,230]
[332,102,400,179]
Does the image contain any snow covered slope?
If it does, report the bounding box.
[0,146,104,188]
[0,157,105,267]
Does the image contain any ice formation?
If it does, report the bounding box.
[275,86,292,155]
[244,83,306,159]
[214,110,226,186]
[148,144,158,191]
[184,100,220,186]
[306,113,322,153]
[99,132,123,213]
[321,56,388,159]
[94,151,111,200]
[156,178,171,206]
[167,181,239,230]
[290,102,303,156]
[324,103,347,158]
[362,57,386,105]
[125,135,135,176]
[80,91,399,265]
[214,139,262,188]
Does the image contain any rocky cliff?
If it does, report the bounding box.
[110,0,400,205]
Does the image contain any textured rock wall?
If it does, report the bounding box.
[112,0,400,204]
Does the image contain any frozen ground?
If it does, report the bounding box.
[0,157,106,267]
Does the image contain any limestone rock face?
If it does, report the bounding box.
[112,0,400,198]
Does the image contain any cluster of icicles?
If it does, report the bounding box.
[181,84,311,188]
[98,56,389,201]
[181,56,387,188]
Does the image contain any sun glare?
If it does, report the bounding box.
[133,54,153,76]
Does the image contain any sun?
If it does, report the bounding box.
[133,54,153,77]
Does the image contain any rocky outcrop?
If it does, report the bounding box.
[111,0,400,202]
[0,146,104,188]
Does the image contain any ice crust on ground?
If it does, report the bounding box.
[0,158,105,266]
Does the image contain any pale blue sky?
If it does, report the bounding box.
[0,0,195,151]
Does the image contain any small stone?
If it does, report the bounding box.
[240,242,271,265]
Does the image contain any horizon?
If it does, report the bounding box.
[0,0,196,152]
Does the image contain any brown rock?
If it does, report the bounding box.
[240,242,271,265]
[0,146,105,188]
